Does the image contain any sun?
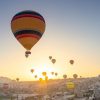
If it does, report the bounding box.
[34,64,55,79]
[29,62,56,81]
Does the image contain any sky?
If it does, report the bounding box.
[0,0,100,81]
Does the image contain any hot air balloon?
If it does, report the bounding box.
[63,74,67,79]
[66,81,75,90]
[52,59,56,64]
[42,72,47,77]
[69,60,74,65]
[55,72,58,76]
[3,83,9,94]
[49,56,52,60]
[11,10,46,57]
[3,83,9,90]
[51,72,54,75]
[73,74,78,79]
[34,75,37,79]
[45,76,48,81]
[31,69,34,73]
[39,78,43,82]
[16,78,19,82]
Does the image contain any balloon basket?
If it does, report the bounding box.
[25,51,31,58]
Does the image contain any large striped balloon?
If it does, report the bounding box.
[11,10,46,50]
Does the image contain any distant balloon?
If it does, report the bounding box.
[16,78,19,82]
[73,74,78,79]
[63,74,67,79]
[55,72,58,76]
[42,72,47,76]
[45,76,48,81]
[11,10,46,57]
[49,56,52,60]
[34,75,37,78]
[3,83,9,94]
[31,69,34,73]
[3,83,9,89]
[51,72,54,75]
[69,60,74,65]
[39,78,43,82]
[66,81,75,90]
[52,59,56,64]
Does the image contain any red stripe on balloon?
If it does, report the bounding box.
[16,34,40,39]
[12,14,45,23]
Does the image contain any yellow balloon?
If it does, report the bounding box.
[11,10,46,57]
[66,82,75,90]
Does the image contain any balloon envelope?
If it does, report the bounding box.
[55,72,58,76]
[34,75,37,78]
[69,60,74,65]
[51,72,54,75]
[3,83,9,89]
[11,10,46,51]
[63,74,67,79]
[42,72,47,76]
[45,76,48,81]
[49,56,52,60]
[52,59,56,64]
[16,78,19,81]
[66,82,75,90]
[31,69,34,73]
[73,74,78,79]
[39,78,43,82]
